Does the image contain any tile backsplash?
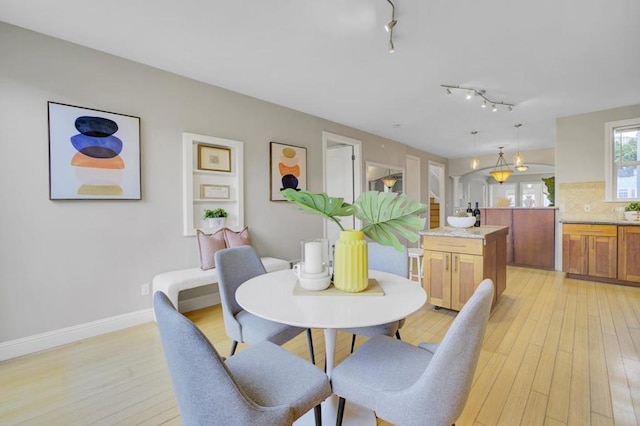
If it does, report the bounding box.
[557,181,628,220]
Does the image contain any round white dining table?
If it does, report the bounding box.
[236,268,427,425]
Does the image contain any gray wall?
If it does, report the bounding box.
[556,104,640,184]
[0,22,446,342]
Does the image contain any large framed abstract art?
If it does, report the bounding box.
[270,141,307,201]
[48,102,141,200]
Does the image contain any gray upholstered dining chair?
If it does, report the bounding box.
[215,246,316,363]
[154,292,331,426]
[332,278,494,426]
[342,242,409,352]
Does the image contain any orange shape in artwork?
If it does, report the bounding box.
[279,163,300,177]
[71,152,125,169]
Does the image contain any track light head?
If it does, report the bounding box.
[492,104,498,112]
[388,39,395,53]
[445,87,452,95]
[385,20,397,32]
[481,100,487,108]
[466,90,473,100]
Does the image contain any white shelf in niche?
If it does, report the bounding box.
[183,132,244,236]
[193,199,237,203]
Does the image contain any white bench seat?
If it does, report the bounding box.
[152,257,290,321]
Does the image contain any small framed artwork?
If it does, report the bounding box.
[200,184,230,200]
[198,144,231,172]
[48,101,141,200]
[270,142,307,201]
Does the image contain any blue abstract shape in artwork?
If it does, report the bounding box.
[281,174,300,191]
[71,134,123,158]
[75,116,119,137]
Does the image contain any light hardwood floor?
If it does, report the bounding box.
[1,266,639,425]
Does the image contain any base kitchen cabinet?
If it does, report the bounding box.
[618,225,640,283]
[421,226,508,311]
[562,224,617,279]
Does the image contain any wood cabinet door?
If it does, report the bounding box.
[587,236,617,278]
[512,209,555,268]
[562,234,588,275]
[451,254,484,311]
[618,226,640,283]
[482,209,513,263]
[424,250,451,309]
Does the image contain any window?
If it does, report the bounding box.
[605,118,640,201]
[489,181,551,207]
[489,183,516,207]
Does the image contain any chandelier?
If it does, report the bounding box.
[490,147,513,184]
[381,169,397,189]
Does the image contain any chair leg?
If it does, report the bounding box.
[306,329,316,365]
[396,330,402,340]
[350,334,357,353]
[336,397,346,426]
[229,341,238,357]
[314,403,322,426]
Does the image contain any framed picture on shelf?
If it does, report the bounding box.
[200,184,230,200]
[270,142,307,201]
[197,144,231,172]
[48,101,141,200]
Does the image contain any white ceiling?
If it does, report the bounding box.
[2,0,639,159]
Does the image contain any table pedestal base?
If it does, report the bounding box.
[294,395,376,425]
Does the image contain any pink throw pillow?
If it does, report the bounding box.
[196,228,226,270]
[223,227,252,248]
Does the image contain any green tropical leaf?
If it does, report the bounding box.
[281,189,356,230]
[354,191,427,251]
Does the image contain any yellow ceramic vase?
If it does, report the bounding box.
[333,230,368,292]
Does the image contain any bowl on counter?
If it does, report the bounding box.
[447,216,476,228]
[624,211,640,221]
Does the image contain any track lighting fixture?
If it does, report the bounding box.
[385,0,397,53]
[441,84,515,112]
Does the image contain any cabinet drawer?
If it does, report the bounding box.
[423,237,483,255]
[562,224,617,237]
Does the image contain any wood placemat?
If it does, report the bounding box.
[293,278,385,296]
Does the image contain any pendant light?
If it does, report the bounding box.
[490,146,513,184]
[381,169,397,189]
[470,131,479,170]
[513,123,529,172]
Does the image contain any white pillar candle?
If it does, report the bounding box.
[305,241,323,274]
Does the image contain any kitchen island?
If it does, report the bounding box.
[481,207,557,269]
[420,226,508,311]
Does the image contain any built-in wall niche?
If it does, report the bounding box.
[366,162,403,193]
[182,133,244,236]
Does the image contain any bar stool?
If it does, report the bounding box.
[408,247,424,282]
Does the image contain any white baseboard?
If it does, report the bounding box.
[0,308,154,362]
[179,293,221,313]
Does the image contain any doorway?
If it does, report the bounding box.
[322,132,362,250]
[428,161,445,228]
